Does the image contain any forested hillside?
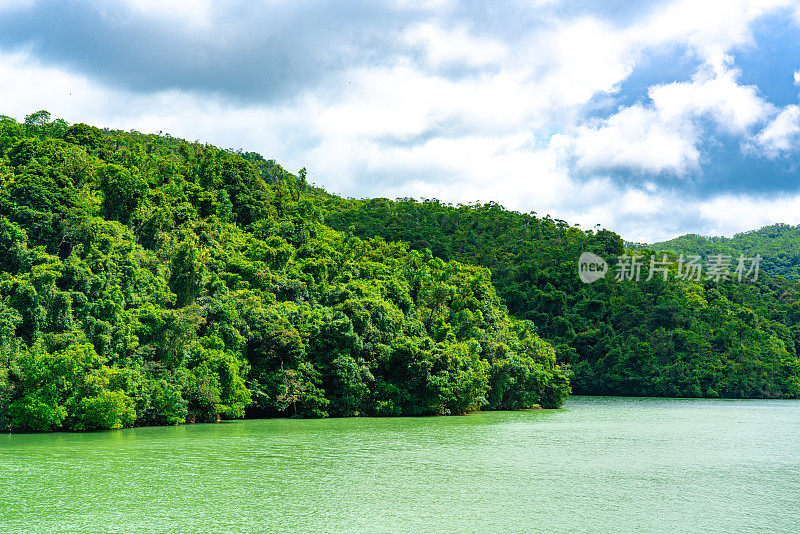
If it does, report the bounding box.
[324,198,800,398]
[648,224,800,280]
[2,112,798,434]
[0,112,569,432]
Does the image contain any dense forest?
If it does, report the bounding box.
[323,198,800,398]
[0,112,569,432]
[648,224,800,280]
[1,112,798,433]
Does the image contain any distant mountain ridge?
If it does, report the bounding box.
[647,223,800,280]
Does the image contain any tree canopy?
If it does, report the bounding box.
[4,111,798,432]
[0,112,568,432]
[323,197,800,399]
[648,224,800,280]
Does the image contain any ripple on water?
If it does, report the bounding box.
[0,397,799,533]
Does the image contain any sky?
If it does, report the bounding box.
[1,0,800,242]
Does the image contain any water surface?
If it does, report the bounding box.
[1,396,798,533]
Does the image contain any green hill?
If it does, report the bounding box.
[0,112,568,432]
[2,111,798,434]
[322,198,800,399]
[648,224,800,280]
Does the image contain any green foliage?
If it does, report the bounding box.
[77,390,136,430]
[8,344,101,431]
[5,109,797,436]
[323,198,800,400]
[184,336,250,422]
[99,164,146,224]
[64,123,104,150]
[0,113,569,432]
[648,223,800,280]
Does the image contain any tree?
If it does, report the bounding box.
[99,164,146,224]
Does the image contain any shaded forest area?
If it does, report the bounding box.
[324,198,800,399]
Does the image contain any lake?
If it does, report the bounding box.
[1,396,798,533]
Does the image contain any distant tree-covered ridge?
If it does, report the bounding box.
[0,112,569,432]
[323,198,800,399]
[647,224,800,281]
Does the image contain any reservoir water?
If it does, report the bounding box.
[1,396,798,533]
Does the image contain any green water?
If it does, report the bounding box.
[1,396,798,533]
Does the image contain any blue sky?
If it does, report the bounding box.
[1,0,799,242]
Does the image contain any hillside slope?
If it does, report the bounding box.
[648,224,800,280]
[0,113,568,432]
[323,198,800,398]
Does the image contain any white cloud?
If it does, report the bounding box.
[650,57,770,133]
[752,105,800,156]
[393,0,454,11]
[698,193,800,236]
[0,0,34,11]
[0,49,107,121]
[0,49,308,169]
[404,23,509,67]
[100,0,214,27]
[527,17,634,117]
[568,188,800,243]
[562,105,700,175]
[630,0,765,61]
[314,64,552,144]
[563,57,773,175]
[794,70,800,86]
